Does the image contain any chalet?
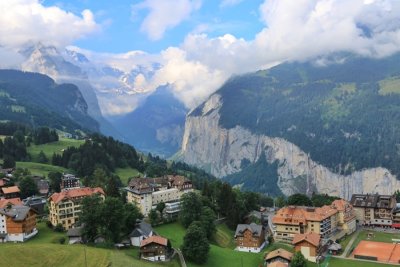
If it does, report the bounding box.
[350,194,396,226]
[264,248,293,266]
[1,186,20,199]
[0,205,38,242]
[48,187,105,230]
[31,176,49,196]
[292,232,321,262]
[67,226,83,244]
[129,221,154,247]
[234,223,266,252]
[140,235,170,262]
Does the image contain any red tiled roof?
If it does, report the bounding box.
[292,232,321,247]
[49,187,105,204]
[140,235,168,247]
[273,204,339,225]
[2,186,20,194]
[0,198,22,208]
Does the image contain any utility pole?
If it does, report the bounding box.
[84,247,88,267]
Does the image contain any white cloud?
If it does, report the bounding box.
[132,0,202,41]
[0,0,99,48]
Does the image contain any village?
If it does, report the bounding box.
[2,164,400,267]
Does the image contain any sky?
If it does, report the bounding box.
[42,0,264,53]
[1,0,400,115]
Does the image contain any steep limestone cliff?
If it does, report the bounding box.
[181,94,400,199]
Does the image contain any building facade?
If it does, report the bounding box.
[292,232,321,262]
[140,236,170,262]
[48,187,105,230]
[125,175,193,216]
[350,194,396,226]
[234,223,266,252]
[60,174,81,191]
[0,205,37,242]
[272,199,356,243]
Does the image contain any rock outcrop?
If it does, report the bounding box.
[181,94,400,199]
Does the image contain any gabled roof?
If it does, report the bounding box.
[292,232,320,247]
[2,186,20,194]
[265,249,293,261]
[235,223,263,237]
[67,227,83,237]
[0,198,22,208]
[140,235,168,247]
[273,204,338,225]
[129,221,153,237]
[49,187,105,204]
[0,205,32,221]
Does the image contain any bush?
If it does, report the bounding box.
[54,223,64,232]
[58,237,66,244]
[46,220,53,228]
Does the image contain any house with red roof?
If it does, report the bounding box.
[140,235,171,262]
[48,187,105,230]
[292,232,321,262]
[1,186,20,199]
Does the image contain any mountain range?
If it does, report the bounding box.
[180,53,400,198]
[0,69,98,132]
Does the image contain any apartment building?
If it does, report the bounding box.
[48,187,105,230]
[125,175,193,216]
[350,194,396,226]
[272,199,356,243]
[0,205,38,242]
[60,174,80,191]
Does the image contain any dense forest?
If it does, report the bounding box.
[0,69,99,133]
[193,53,400,177]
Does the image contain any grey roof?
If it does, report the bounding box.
[350,194,396,209]
[328,242,342,251]
[129,222,153,238]
[0,205,31,221]
[67,227,83,237]
[235,223,263,237]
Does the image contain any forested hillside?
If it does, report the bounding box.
[194,54,400,177]
[0,70,99,133]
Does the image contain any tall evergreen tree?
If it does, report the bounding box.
[182,221,210,264]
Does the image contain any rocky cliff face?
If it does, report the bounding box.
[181,94,400,199]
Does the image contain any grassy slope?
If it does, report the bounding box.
[27,138,84,162]
[156,223,399,267]
[16,162,67,177]
[115,167,142,185]
[156,222,295,267]
[0,222,179,267]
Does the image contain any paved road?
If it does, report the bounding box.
[338,229,360,258]
[175,248,187,267]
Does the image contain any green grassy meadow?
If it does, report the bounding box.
[27,137,84,162]
[16,162,67,177]
[0,222,179,267]
[115,167,142,185]
[156,222,295,267]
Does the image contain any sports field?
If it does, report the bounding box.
[352,240,400,264]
